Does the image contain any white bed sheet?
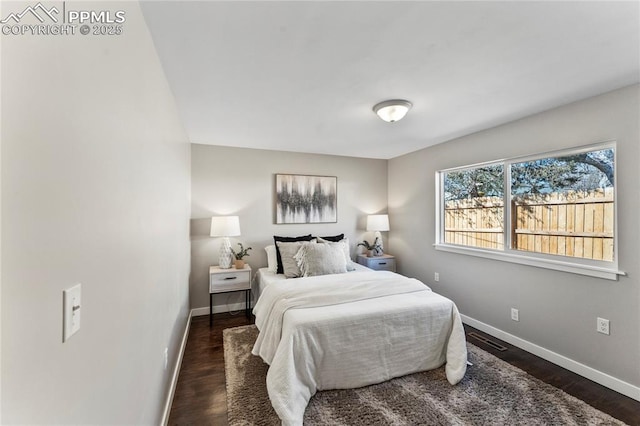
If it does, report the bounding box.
[251,269,467,426]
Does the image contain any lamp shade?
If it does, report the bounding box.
[373,100,412,122]
[210,216,241,237]
[366,214,390,232]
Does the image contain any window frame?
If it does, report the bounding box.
[435,141,625,280]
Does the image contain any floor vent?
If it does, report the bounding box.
[468,332,508,352]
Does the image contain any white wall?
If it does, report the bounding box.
[388,85,640,396]
[0,1,4,416]
[1,2,191,423]
[190,144,387,311]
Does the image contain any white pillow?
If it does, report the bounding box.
[317,237,356,271]
[276,240,316,278]
[295,242,347,277]
[265,245,278,273]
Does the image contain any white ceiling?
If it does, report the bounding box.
[141,1,639,159]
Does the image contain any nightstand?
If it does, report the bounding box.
[209,265,252,326]
[356,254,396,272]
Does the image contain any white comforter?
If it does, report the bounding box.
[252,270,467,426]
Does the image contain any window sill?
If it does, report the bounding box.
[434,244,625,281]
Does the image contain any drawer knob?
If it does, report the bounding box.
[379,262,387,265]
[224,277,237,280]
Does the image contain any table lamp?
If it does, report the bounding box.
[366,214,390,253]
[210,216,241,269]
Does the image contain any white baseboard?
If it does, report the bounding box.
[461,314,640,402]
[192,302,249,317]
[161,310,192,426]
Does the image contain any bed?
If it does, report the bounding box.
[251,249,468,426]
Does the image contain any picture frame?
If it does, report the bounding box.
[275,174,337,224]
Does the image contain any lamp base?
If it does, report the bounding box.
[219,237,233,269]
[374,230,384,254]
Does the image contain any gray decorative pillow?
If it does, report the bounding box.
[295,242,347,277]
[276,241,316,278]
[317,237,356,271]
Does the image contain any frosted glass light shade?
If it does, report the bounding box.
[366,214,390,232]
[210,216,241,237]
[373,100,412,122]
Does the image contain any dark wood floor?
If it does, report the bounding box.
[168,313,640,425]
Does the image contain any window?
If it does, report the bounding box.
[443,164,504,250]
[436,143,622,280]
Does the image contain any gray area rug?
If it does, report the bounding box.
[224,325,625,425]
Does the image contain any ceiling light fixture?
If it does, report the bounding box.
[373,99,412,123]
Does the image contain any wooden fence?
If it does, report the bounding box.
[444,188,614,261]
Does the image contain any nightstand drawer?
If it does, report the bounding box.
[367,258,395,271]
[209,270,250,293]
[356,254,396,272]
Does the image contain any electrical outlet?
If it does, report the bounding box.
[511,308,519,322]
[597,317,610,335]
[434,272,440,282]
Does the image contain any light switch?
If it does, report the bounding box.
[63,284,81,342]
